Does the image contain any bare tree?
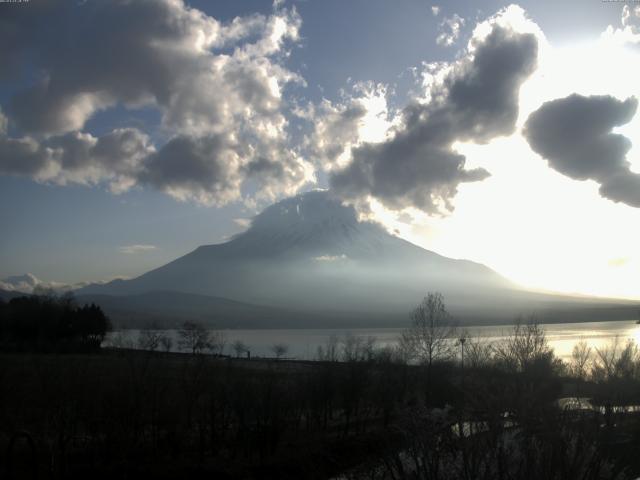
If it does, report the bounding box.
[137,327,163,352]
[592,337,639,382]
[107,330,135,350]
[271,343,289,360]
[399,292,457,368]
[342,334,363,362]
[316,334,340,362]
[464,336,495,369]
[493,318,552,371]
[340,334,377,362]
[232,339,247,358]
[569,339,592,379]
[178,321,211,355]
[363,336,377,361]
[208,330,226,356]
[159,334,173,353]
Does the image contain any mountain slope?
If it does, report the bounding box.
[78,191,638,326]
[75,291,313,329]
[0,289,29,301]
[79,191,510,308]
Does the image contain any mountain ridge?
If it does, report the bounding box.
[77,191,638,326]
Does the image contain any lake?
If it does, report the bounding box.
[108,319,640,360]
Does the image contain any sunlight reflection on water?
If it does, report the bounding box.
[109,319,640,360]
[456,320,640,359]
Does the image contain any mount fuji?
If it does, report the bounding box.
[77,191,638,327]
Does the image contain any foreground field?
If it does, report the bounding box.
[2,341,640,479]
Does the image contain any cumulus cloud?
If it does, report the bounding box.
[302,83,391,171]
[304,100,367,169]
[0,273,87,294]
[601,4,640,46]
[140,132,313,205]
[118,244,158,254]
[330,7,539,214]
[0,0,311,206]
[141,134,244,205]
[6,1,300,137]
[437,14,465,46]
[0,127,153,192]
[431,6,441,17]
[0,273,40,293]
[622,5,640,34]
[523,94,640,207]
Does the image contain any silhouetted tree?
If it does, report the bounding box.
[463,335,494,369]
[232,339,247,358]
[271,342,289,359]
[159,333,173,352]
[208,330,226,356]
[107,330,134,349]
[493,317,553,372]
[400,292,457,368]
[316,334,339,362]
[340,334,377,362]
[0,294,110,352]
[138,326,163,352]
[592,337,640,383]
[569,339,592,379]
[178,321,211,354]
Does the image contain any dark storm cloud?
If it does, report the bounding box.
[524,94,640,207]
[0,0,311,205]
[330,23,539,214]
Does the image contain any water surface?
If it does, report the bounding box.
[109,319,640,360]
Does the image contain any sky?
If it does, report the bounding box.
[0,0,639,300]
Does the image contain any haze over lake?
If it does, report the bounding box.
[110,319,640,360]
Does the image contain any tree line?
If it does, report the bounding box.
[0,292,111,352]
